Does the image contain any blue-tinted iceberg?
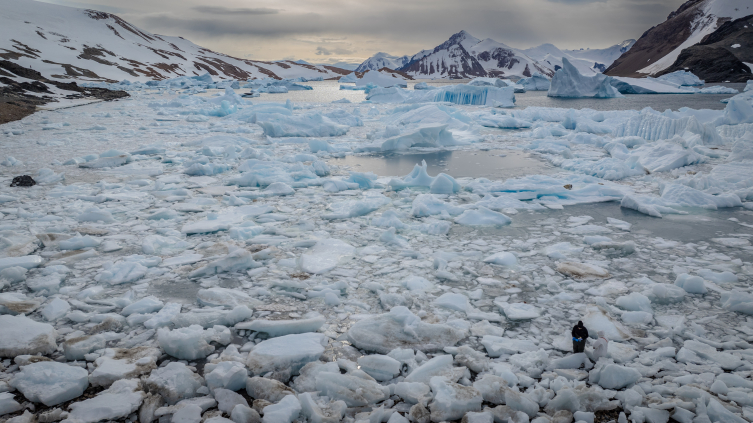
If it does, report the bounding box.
[657,70,704,87]
[548,58,623,98]
[519,72,551,91]
[367,85,515,107]
[257,113,348,138]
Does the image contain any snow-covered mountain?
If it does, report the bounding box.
[354,53,411,73]
[0,0,351,83]
[398,31,488,79]
[605,0,751,78]
[358,30,634,80]
[523,40,636,76]
[468,38,554,79]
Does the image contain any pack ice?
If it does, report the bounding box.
[0,66,753,423]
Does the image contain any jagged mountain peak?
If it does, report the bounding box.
[357,32,635,80]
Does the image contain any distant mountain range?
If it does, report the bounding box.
[605,0,752,82]
[0,0,351,83]
[356,30,636,80]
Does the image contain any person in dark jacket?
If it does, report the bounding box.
[572,321,588,353]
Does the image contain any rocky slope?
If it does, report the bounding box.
[605,0,751,79]
[398,31,488,79]
[0,59,128,124]
[0,0,350,84]
[657,14,753,82]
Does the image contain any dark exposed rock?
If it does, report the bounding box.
[657,15,753,82]
[10,175,36,187]
[0,59,129,124]
[605,0,717,78]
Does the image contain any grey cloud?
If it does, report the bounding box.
[547,0,605,3]
[40,0,689,61]
[192,6,279,15]
[315,46,353,56]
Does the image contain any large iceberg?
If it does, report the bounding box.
[548,58,623,98]
[656,70,705,86]
[256,113,348,138]
[610,77,695,94]
[519,72,551,91]
[367,84,515,107]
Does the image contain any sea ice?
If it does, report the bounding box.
[62,379,144,423]
[246,333,327,376]
[347,306,466,353]
[0,315,56,357]
[429,377,483,421]
[11,362,89,406]
[299,239,355,274]
[145,362,204,405]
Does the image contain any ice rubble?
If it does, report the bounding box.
[11,362,89,406]
[2,72,753,423]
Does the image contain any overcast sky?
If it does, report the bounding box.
[38,0,686,66]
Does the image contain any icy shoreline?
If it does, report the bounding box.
[0,82,752,423]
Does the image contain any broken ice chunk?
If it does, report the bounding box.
[0,292,40,315]
[357,354,402,381]
[314,372,389,407]
[674,274,707,294]
[205,362,248,391]
[76,207,115,223]
[0,255,43,272]
[64,379,145,423]
[347,306,465,354]
[496,302,541,320]
[189,248,261,278]
[0,315,56,357]
[261,393,301,423]
[581,306,633,340]
[41,298,70,321]
[89,347,161,387]
[97,261,148,285]
[454,207,511,226]
[299,239,355,274]
[556,261,610,279]
[481,336,538,357]
[235,314,325,337]
[483,252,517,267]
[435,293,471,313]
[11,362,89,406]
[158,325,230,360]
[588,362,641,390]
[58,234,101,250]
[145,362,204,405]
[246,333,328,377]
[428,376,483,421]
